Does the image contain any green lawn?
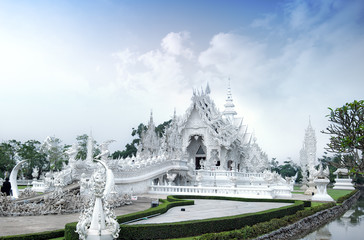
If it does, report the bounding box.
[294,186,303,191]
[327,189,353,201]
[18,185,29,189]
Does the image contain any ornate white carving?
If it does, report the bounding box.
[9,160,27,199]
[76,162,119,240]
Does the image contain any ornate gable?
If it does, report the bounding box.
[180,86,249,148]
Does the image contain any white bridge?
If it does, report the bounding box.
[109,159,292,199]
[149,185,291,199]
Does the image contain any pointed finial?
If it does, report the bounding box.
[205,82,211,94]
[223,77,237,119]
[252,129,257,143]
[150,110,154,123]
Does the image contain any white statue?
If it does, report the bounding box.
[95,140,115,162]
[166,172,177,186]
[76,159,119,240]
[312,163,334,202]
[65,143,79,163]
[32,167,39,179]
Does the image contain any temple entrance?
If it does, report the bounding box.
[195,146,206,170]
[186,135,206,170]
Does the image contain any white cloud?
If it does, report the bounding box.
[161,31,194,59]
[198,33,266,87]
[112,32,203,124]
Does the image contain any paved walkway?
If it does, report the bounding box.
[0,200,151,237]
[131,199,292,224]
[0,194,310,237]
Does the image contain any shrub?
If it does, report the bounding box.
[337,189,358,203]
[0,229,64,240]
[198,201,340,240]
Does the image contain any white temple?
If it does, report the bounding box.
[37,84,292,199]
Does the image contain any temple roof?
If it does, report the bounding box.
[179,85,250,148]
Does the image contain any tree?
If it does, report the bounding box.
[17,140,47,179]
[41,136,68,172]
[319,153,340,183]
[0,140,20,178]
[279,160,297,179]
[113,120,172,159]
[155,120,172,137]
[75,134,100,160]
[322,100,364,174]
[269,158,279,172]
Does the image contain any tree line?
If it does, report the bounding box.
[1,100,362,183]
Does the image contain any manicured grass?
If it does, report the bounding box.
[294,186,303,191]
[327,189,353,201]
[49,238,64,240]
[18,185,29,189]
[169,238,194,240]
[311,202,324,207]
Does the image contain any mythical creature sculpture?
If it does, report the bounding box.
[76,161,119,240]
[166,172,177,185]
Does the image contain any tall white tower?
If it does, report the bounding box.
[304,118,317,168]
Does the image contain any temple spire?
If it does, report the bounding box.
[205,82,211,94]
[222,78,237,121]
[148,110,156,130]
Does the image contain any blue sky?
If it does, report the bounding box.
[1,0,363,162]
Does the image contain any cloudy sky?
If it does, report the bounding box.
[0,0,363,163]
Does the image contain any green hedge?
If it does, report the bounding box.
[64,198,194,240]
[168,195,311,208]
[169,195,294,203]
[0,229,64,240]
[118,196,306,239]
[337,189,358,203]
[198,201,336,240]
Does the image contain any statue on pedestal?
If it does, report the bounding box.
[76,159,119,240]
[311,163,334,202]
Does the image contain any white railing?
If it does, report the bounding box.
[32,180,46,192]
[17,180,33,185]
[149,185,275,199]
[115,160,189,184]
[115,159,188,179]
[194,170,264,179]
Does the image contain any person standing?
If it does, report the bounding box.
[1,177,11,196]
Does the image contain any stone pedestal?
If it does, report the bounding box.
[87,230,114,240]
[333,178,355,190]
[312,178,334,202]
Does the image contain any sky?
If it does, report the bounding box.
[0,0,363,163]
